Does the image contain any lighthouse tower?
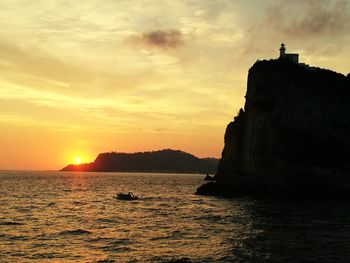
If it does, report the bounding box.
[279,43,286,57]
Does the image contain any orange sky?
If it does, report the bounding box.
[0,0,349,169]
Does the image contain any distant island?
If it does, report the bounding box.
[61,149,218,174]
[198,44,350,196]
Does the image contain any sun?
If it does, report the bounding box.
[74,156,82,165]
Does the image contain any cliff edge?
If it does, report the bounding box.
[197,59,350,196]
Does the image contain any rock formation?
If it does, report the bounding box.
[197,59,350,196]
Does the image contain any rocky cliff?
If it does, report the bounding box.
[197,59,350,196]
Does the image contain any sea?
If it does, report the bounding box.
[1,171,350,263]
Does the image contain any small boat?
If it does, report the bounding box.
[116,192,138,200]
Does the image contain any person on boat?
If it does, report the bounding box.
[128,192,135,198]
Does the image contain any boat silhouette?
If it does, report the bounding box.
[116,192,138,200]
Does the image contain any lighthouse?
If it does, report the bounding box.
[279,43,286,56]
[279,43,299,63]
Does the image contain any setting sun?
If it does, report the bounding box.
[74,156,82,165]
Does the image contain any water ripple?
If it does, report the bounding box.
[58,229,92,236]
[0,221,25,226]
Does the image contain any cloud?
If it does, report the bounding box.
[241,0,350,56]
[129,29,184,50]
[269,0,350,38]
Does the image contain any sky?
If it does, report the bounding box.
[0,0,349,170]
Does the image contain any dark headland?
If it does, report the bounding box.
[197,55,350,197]
[61,149,218,174]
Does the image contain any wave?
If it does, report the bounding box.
[30,252,71,260]
[150,230,185,241]
[31,243,48,248]
[165,258,193,263]
[95,218,119,224]
[0,221,24,226]
[93,259,116,263]
[85,237,115,243]
[149,256,194,263]
[100,245,132,253]
[72,201,88,205]
[149,235,173,241]
[193,215,224,221]
[0,234,29,240]
[107,238,132,246]
[58,229,92,236]
[86,237,133,245]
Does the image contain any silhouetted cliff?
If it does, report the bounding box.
[197,59,350,196]
[61,149,218,174]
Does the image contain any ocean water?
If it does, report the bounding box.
[1,171,350,262]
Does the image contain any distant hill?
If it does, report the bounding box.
[60,149,219,174]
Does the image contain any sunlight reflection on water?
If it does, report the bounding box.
[1,171,350,262]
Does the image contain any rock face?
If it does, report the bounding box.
[61,149,218,174]
[197,59,350,196]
